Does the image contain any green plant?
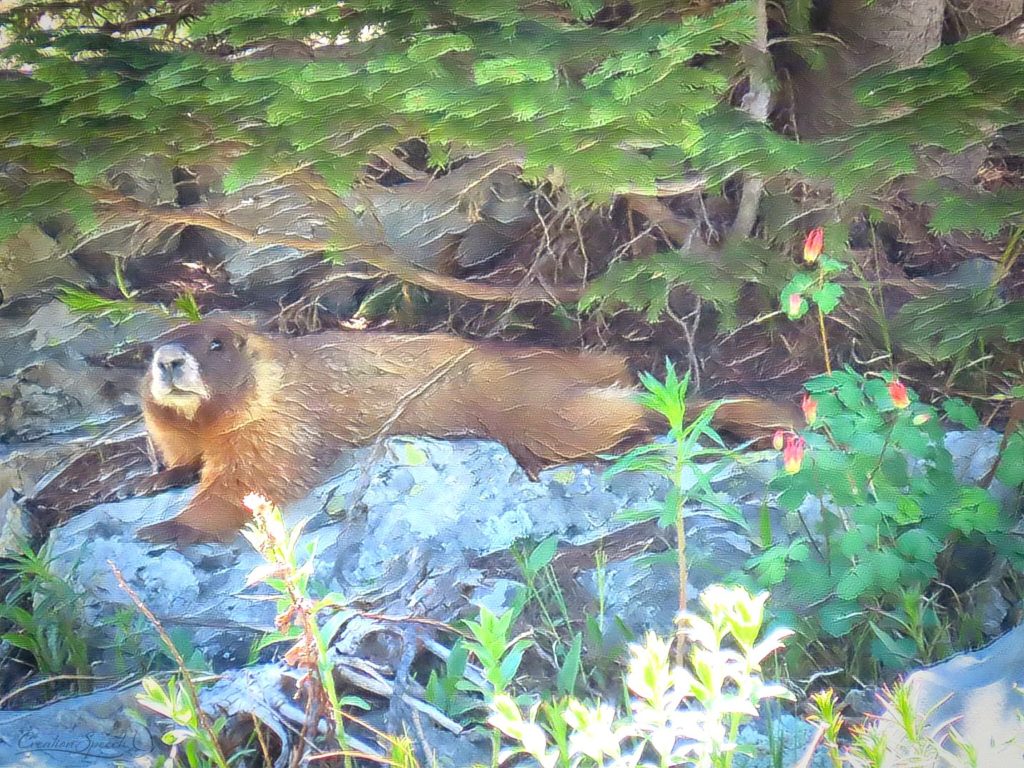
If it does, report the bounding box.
[606,360,740,664]
[461,605,534,702]
[803,681,984,768]
[4,0,1024,403]
[780,227,846,375]
[173,292,203,322]
[110,560,230,768]
[807,689,844,768]
[487,584,793,768]
[0,541,92,689]
[98,607,149,676]
[753,368,1024,676]
[136,676,232,768]
[58,284,203,324]
[425,637,478,720]
[240,494,366,752]
[511,536,585,696]
[456,602,535,768]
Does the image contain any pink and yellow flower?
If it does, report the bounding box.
[782,434,806,474]
[801,393,818,425]
[803,227,825,265]
[787,292,803,318]
[772,429,787,451]
[888,380,910,409]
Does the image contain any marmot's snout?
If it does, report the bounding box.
[153,343,188,380]
[150,343,208,404]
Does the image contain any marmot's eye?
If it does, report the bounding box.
[209,339,223,352]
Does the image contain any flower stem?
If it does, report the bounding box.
[817,304,832,375]
[674,446,688,668]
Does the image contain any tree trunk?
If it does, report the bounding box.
[954,0,1023,35]
[793,0,944,138]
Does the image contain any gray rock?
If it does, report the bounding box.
[0,490,31,555]
[0,301,173,505]
[0,225,88,305]
[351,153,532,273]
[881,622,1024,767]
[46,437,800,668]
[0,687,157,768]
[734,711,830,768]
[44,428,1015,668]
[9,425,1020,767]
[216,243,323,298]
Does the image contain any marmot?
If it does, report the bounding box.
[138,318,803,543]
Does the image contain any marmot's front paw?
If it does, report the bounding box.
[133,463,201,498]
[136,518,203,545]
[136,517,235,545]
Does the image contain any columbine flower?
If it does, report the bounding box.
[803,227,824,265]
[913,412,931,426]
[771,429,786,451]
[786,292,803,318]
[801,393,818,425]
[782,434,806,474]
[888,379,910,409]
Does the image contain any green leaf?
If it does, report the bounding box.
[222,151,269,194]
[407,34,475,62]
[173,293,202,322]
[996,431,1024,488]
[498,638,532,686]
[556,633,583,695]
[526,536,559,576]
[57,286,140,323]
[868,622,917,668]
[818,600,860,637]
[810,281,844,314]
[818,255,846,276]
[943,397,980,429]
[896,529,942,566]
[893,497,923,525]
[836,565,871,601]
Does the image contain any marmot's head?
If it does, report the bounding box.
[145,319,255,420]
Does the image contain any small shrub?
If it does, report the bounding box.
[755,368,1024,675]
[606,361,738,663]
[0,541,92,691]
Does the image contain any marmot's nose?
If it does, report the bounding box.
[154,344,188,379]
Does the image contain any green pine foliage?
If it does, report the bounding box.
[2,1,1024,346]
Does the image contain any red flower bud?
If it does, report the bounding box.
[913,412,930,426]
[801,393,818,425]
[783,434,806,474]
[772,429,786,451]
[803,227,824,265]
[888,380,910,409]
[786,292,803,318]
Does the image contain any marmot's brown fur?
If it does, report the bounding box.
[138,318,803,543]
